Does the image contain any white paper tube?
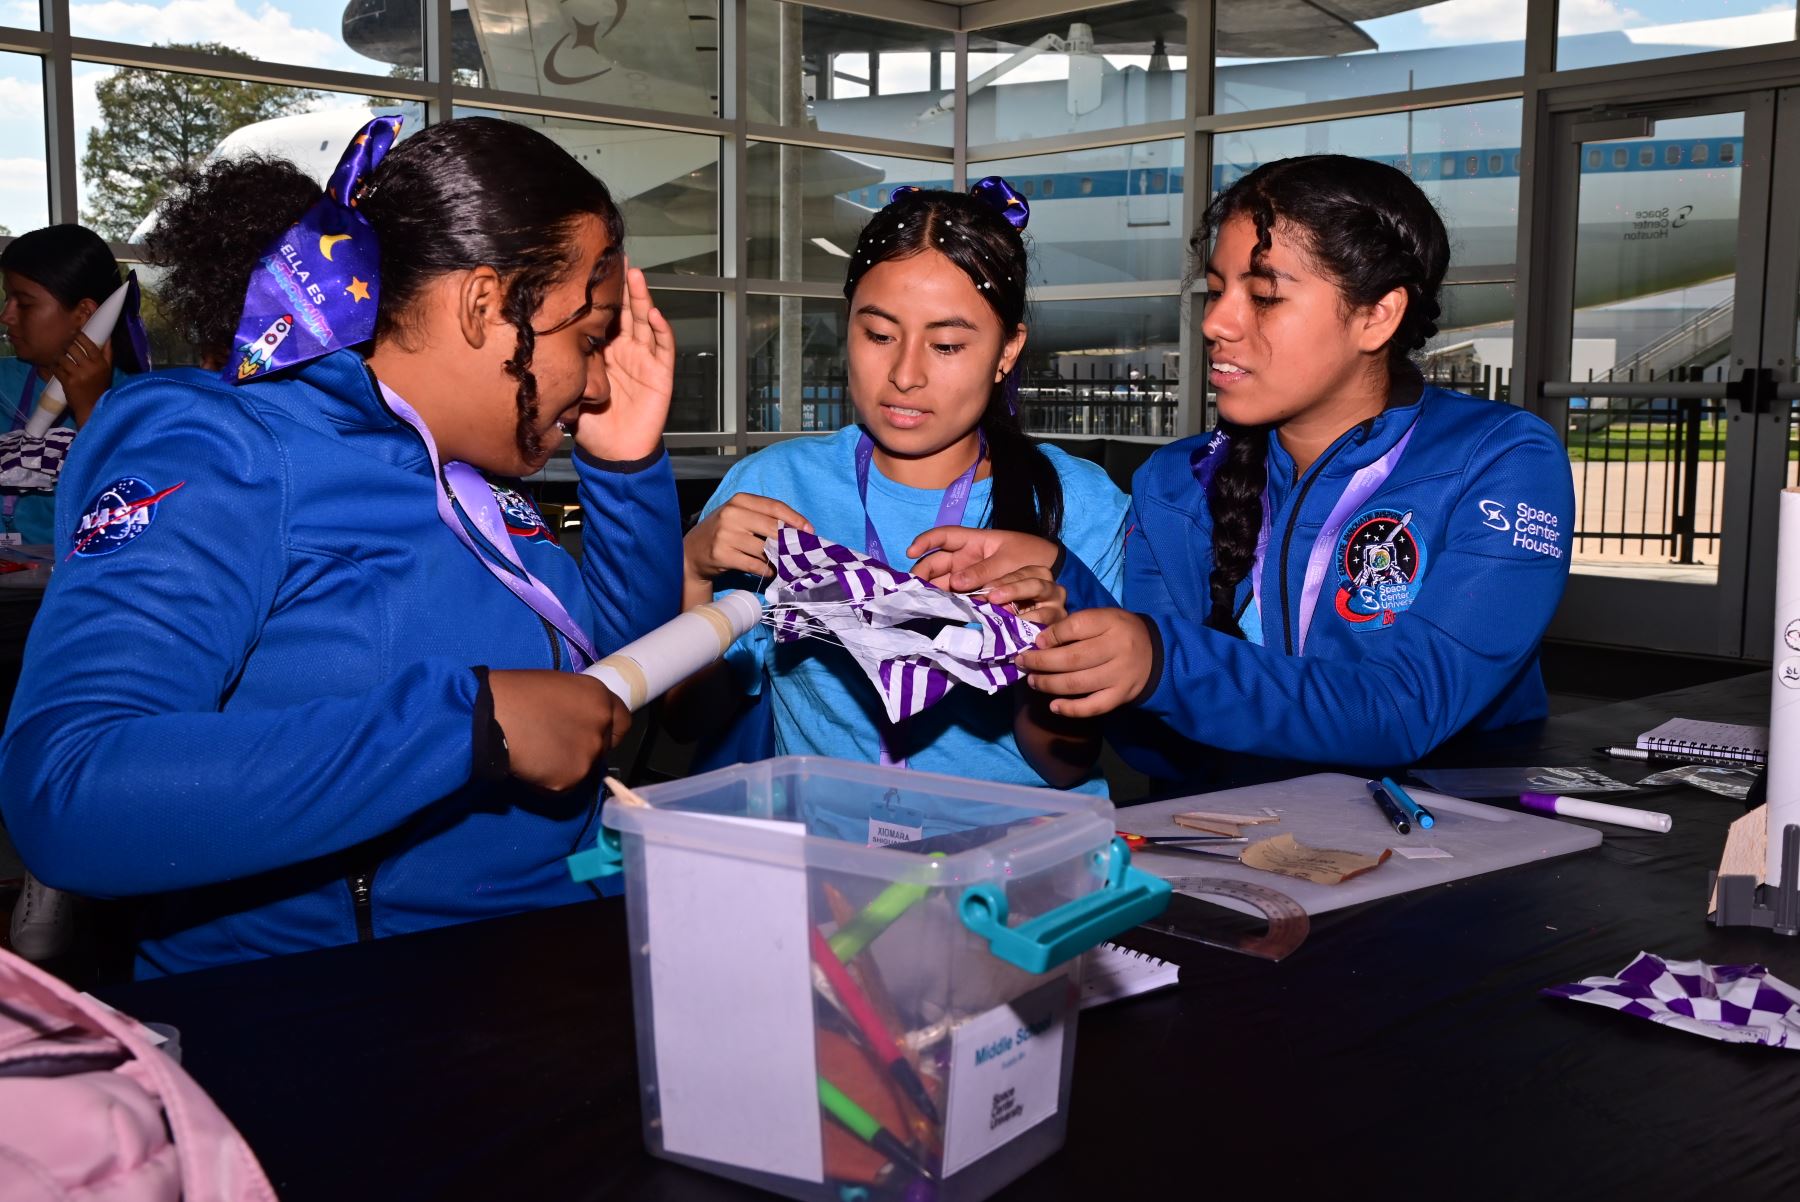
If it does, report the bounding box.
[584,589,764,711]
[1768,488,1800,883]
[24,277,132,437]
[1520,792,1672,834]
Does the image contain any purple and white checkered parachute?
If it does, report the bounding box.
[1544,952,1800,1048]
[0,427,76,490]
[762,526,1041,726]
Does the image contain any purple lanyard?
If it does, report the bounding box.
[853,429,985,766]
[1251,420,1417,655]
[378,381,598,669]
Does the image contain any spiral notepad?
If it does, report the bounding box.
[1079,943,1179,1009]
[1637,718,1768,767]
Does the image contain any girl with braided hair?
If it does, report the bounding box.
[0,117,683,975]
[1010,154,1575,785]
[669,179,1129,792]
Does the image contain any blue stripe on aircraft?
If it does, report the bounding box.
[844,137,1742,207]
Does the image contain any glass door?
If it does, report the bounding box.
[1537,91,1793,656]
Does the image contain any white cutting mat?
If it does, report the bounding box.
[1120,773,1603,916]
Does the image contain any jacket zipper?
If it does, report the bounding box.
[539,615,563,670]
[1276,433,1361,656]
[347,869,375,942]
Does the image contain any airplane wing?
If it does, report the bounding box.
[994,1,1438,60]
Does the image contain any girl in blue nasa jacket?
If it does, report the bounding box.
[0,117,683,976]
[1012,155,1576,783]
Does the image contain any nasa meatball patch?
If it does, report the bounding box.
[68,477,185,559]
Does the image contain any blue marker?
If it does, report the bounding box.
[1380,776,1435,829]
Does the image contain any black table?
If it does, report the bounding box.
[97,674,1800,1200]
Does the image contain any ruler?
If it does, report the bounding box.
[1137,876,1310,962]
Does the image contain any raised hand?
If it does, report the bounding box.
[579,259,675,462]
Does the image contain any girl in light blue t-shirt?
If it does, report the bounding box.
[0,225,148,544]
[668,180,1128,793]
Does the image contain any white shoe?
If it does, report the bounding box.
[8,873,74,961]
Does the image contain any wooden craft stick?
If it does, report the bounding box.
[604,776,650,808]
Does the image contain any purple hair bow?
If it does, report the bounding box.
[887,175,1030,230]
[227,113,404,384]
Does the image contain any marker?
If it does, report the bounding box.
[1519,791,1672,833]
[809,927,940,1125]
[1380,776,1435,829]
[818,1076,934,1181]
[1364,780,1410,835]
[828,853,945,962]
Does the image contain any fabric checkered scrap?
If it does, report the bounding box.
[0,428,76,490]
[1543,952,1800,1048]
[763,526,1041,726]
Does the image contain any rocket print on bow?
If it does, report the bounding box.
[761,527,1040,725]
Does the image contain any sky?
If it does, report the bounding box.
[0,0,1796,237]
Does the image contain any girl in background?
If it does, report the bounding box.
[0,224,149,542]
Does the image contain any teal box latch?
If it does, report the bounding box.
[566,823,624,883]
[957,837,1172,974]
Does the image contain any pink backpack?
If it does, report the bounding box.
[0,948,275,1202]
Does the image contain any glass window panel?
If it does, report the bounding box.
[971,140,1186,287]
[0,51,48,244]
[1569,113,1739,381]
[1211,101,1522,282]
[1,0,37,30]
[463,0,720,118]
[69,0,411,77]
[457,108,719,276]
[1215,0,1523,115]
[1558,2,1795,72]
[747,0,954,146]
[1019,295,1181,438]
[968,1,1188,146]
[1422,283,1517,403]
[746,294,849,434]
[747,143,947,284]
[1563,112,1739,582]
[73,65,413,243]
[658,289,722,433]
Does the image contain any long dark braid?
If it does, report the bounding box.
[1194,154,1449,638]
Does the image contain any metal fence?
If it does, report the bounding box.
[744,359,1184,437]
[731,355,1786,567]
[1422,362,1726,563]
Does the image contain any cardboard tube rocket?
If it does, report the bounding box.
[25,277,134,438]
[584,590,764,711]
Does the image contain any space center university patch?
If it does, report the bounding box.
[68,476,185,559]
[1333,506,1427,628]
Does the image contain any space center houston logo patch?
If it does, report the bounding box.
[493,485,551,540]
[1334,507,1427,629]
[68,477,185,560]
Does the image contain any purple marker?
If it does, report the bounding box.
[1520,792,1672,833]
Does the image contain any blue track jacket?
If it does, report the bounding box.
[0,349,681,975]
[1061,386,1574,782]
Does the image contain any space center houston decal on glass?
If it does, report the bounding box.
[1335,507,1427,629]
[68,477,185,560]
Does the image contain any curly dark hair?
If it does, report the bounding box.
[142,154,321,365]
[1192,154,1449,642]
[359,117,625,463]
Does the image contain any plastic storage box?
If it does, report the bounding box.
[569,756,1169,1201]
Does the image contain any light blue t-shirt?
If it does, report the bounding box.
[700,425,1129,795]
